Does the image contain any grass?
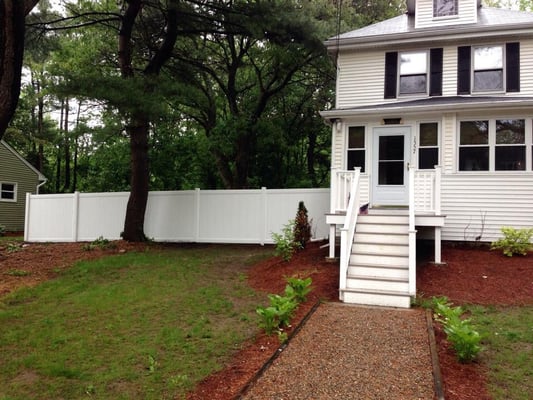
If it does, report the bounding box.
[469,305,533,400]
[0,245,273,400]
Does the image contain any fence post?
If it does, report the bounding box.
[72,191,80,242]
[24,193,31,241]
[261,187,267,245]
[195,188,201,242]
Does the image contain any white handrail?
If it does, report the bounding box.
[408,166,417,296]
[339,167,361,299]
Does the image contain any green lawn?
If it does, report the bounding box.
[0,245,272,400]
[470,305,533,400]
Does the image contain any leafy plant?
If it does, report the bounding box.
[491,227,533,257]
[285,277,312,303]
[4,269,30,277]
[5,242,22,253]
[0,224,5,237]
[293,201,312,248]
[82,236,116,251]
[432,297,482,363]
[272,220,301,261]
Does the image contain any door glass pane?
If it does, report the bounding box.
[378,135,404,185]
[379,162,404,185]
[379,136,404,160]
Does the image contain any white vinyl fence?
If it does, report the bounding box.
[24,188,330,244]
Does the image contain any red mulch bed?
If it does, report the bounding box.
[2,239,532,400]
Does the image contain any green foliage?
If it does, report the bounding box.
[256,277,313,340]
[293,201,312,248]
[82,236,116,251]
[272,220,302,261]
[491,227,533,257]
[0,225,5,237]
[285,277,313,303]
[432,297,482,363]
[4,269,31,277]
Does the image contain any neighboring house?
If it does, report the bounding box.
[321,0,533,307]
[0,140,47,232]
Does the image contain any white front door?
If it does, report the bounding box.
[372,127,411,206]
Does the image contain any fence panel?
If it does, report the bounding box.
[25,188,330,244]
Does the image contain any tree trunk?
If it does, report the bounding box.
[122,114,150,242]
[63,98,71,192]
[0,0,39,139]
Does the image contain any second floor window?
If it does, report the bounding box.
[399,52,428,95]
[434,0,458,18]
[473,46,503,92]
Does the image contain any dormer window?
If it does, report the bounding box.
[473,45,503,92]
[434,0,458,17]
[399,52,427,95]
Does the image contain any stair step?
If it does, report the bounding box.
[356,223,409,234]
[340,288,412,308]
[348,264,408,279]
[347,275,409,292]
[354,232,409,245]
[350,252,408,267]
[358,214,409,224]
[352,242,408,256]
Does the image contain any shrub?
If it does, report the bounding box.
[293,201,312,249]
[272,220,301,261]
[491,226,533,257]
[285,277,312,303]
[432,297,482,363]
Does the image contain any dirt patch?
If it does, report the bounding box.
[1,239,532,400]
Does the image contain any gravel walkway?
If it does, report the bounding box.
[241,303,435,399]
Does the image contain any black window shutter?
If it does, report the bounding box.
[506,42,520,92]
[457,46,471,95]
[429,48,443,96]
[384,52,398,99]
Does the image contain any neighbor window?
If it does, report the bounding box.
[0,182,16,202]
[473,46,503,92]
[495,119,525,170]
[419,123,439,169]
[347,126,365,172]
[434,0,458,17]
[399,51,428,95]
[459,121,489,171]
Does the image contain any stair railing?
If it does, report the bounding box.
[408,165,417,296]
[339,167,361,299]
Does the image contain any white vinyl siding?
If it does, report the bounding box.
[336,50,388,108]
[520,39,533,94]
[416,0,477,28]
[442,46,458,96]
[441,174,533,242]
[442,113,457,174]
[332,124,344,170]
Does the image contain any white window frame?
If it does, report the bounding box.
[472,45,505,94]
[398,51,429,96]
[457,118,532,172]
[0,182,17,202]
[418,122,440,170]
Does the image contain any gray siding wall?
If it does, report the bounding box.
[0,143,40,231]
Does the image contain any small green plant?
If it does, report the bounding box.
[82,236,116,251]
[5,242,22,253]
[4,269,30,277]
[491,226,533,257]
[0,224,5,237]
[285,277,312,303]
[272,220,301,261]
[293,201,312,249]
[147,354,158,373]
[432,297,482,363]
[256,305,281,335]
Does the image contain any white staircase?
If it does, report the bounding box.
[341,211,412,308]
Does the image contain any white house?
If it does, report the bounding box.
[321,0,533,307]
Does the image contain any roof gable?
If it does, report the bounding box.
[0,140,46,182]
[327,7,533,49]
